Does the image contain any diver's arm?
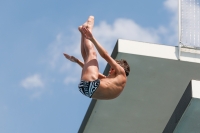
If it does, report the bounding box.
[64,53,106,79]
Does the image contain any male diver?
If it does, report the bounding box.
[64,16,130,100]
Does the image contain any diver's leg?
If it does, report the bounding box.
[79,16,94,62]
[81,45,99,81]
[79,26,87,62]
[80,16,99,81]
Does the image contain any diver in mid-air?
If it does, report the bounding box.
[64,16,130,100]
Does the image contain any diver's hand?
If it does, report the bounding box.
[82,27,94,41]
[63,53,78,63]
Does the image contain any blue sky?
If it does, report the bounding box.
[0,0,178,133]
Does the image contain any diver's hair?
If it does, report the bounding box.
[115,59,130,77]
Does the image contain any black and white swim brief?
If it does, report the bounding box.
[78,79,100,98]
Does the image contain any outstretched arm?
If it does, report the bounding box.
[81,27,107,59]
[63,53,84,68]
[63,53,106,79]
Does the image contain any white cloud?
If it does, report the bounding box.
[21,74,44,89]
[47,33,67,69]
[162,0,178,45]
[21,74,45,99]
[93,19,160,43]
[46,31,82,70]
[164,0,178,13]
[92,19,163,66]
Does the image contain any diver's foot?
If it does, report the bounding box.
[82,16,94,32]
